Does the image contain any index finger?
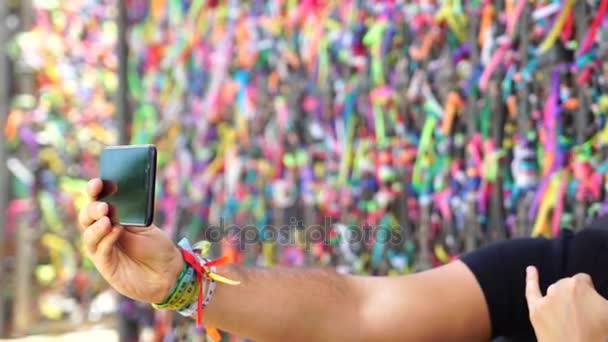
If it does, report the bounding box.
[87,178,103,200]
[525,265,542,304]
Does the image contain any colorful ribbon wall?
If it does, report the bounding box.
[5,0,119,324]
[3,0,608,340]
[126,0,608,275]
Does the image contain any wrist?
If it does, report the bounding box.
[170,245,185,281]
[154,246,186,304]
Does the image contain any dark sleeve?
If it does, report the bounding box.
[460,221,608,340]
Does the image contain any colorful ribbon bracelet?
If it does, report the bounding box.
[151,261,197,310]
[174,239,240,341]
[177,262,215,316]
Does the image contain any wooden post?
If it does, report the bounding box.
[117,0,130,144]
[11,0,36,336]
[515,1,533,238]
[115,2,140,341]
[416,198,432,270]
[0,0,9,336]
[463,12,480,252]
[13,222,34,336]
[488,76,506,242]
[574,0,589,232]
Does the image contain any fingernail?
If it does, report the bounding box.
[97,202,106,213]
[526,266,533,274]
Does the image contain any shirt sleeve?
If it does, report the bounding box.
[461,223,608,340]
[459,230,574,339]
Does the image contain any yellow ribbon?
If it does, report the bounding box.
[538,0,577,53]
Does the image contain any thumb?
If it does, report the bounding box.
[573,273,594,288]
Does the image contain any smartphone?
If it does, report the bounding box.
[99,144,157,226]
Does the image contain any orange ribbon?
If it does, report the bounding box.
[180,249,233,341]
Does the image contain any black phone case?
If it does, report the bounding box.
[99,145,157,226]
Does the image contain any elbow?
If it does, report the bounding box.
[317,272,374,342]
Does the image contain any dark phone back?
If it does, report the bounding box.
[99,145,156,226]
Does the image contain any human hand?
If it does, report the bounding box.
[79,178,184,304]
[525,266,608,342]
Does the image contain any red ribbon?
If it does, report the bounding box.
[578,0,608,55]
[180,249,231,327]
[180,248,206,326]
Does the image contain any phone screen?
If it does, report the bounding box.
[99,145,157,226]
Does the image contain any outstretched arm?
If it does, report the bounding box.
[79,179,491,341]
[204,261,490,341]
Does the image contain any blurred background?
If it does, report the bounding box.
[0,0,607,341]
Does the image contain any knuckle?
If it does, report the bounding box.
[566,278,577,290]
[83,203,92,217]
[574,273,590,283]
[571,275,591,292]
[78,213,91,230]
[81,202,92,215]
[87,201,97,213]
[83,230,95,250]
[84,220,96,235]
[77,209,86,225]
[99,216,111,229]
[87,180,97,193]
[550,278,571,293]
[87,202,102,219]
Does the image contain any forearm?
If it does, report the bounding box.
[203,265,365,342]
[153,236,488,341]
[190,261,490,342]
